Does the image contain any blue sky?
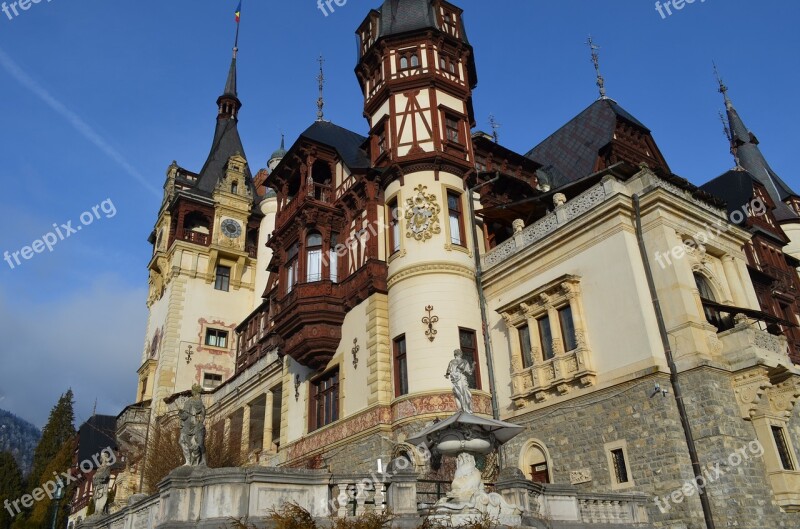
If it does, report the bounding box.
[0,0,798,427]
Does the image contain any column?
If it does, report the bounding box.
[241,405,251,460]
[262,390,274,453]
[722,255,748,307]
[223,416,232,461]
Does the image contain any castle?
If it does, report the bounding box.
[105,1,800,527]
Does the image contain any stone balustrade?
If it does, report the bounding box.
[718,318,791,370]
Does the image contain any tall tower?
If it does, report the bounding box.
[138,48,262,415]
[355,0,490,411]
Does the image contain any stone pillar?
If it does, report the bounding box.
[263,390,274,453]
[386,466,418,517]
[241,404,251,460]
[722,255,747,307]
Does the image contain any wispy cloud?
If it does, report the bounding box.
[0,47,161,198]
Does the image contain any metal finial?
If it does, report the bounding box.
[713,61,732,107]
[317,55,326,122]
[587,36,607,100]
[719,110,742,170]
[488,114,501,144]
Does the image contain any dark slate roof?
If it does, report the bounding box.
[701,168,758,224]
[195,118,253,194]
[193,56,254,196]
[724,98,798,220]
[299,121,371,169]
[376,0,468,43]
[524,99,649,187]
[77,415,116,465]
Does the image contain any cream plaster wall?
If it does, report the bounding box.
[254,197,277,310]
[334,300,371,417]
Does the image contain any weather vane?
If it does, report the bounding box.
[587,36,607,100]
[488,114,501,144]
[317,55,326,122]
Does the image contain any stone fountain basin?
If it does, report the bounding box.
[435,433,493,455]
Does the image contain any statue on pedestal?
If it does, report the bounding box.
[179,384,207,466]
[445,349,475,414]
[92,451,113,516]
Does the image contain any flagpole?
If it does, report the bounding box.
[233,1,241,58]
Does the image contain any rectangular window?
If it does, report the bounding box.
[447,191,465,246]
[459,328,481,390]
[286,243,299,293]
[611,449,629,484]
[378,128,387,156]
[205,329,229,349]
[307,249,322,282]
[538,316,554,360]
[215,266,231,292]
[519,325,533,369]
[310,369,339,431]
[388,199,401,254]
[394,335,409,397]
[772,426,796,471]
[446,116,460,144]
[202,373,223,391]
[329,233,339,283]
[559,305,578,352]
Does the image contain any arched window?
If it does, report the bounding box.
[306,232,323,283]
[694,272,726,330]
[410,54,419,67]
[400,56,408,69]
[520,441,551,483]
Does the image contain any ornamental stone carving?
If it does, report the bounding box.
[405,185,441,241]
[570,468,592,485]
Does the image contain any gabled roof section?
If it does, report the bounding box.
[299,121,371,170]
[525,99,658,188]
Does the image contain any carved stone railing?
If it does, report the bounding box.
[331,473,388,517]
[78,494,159,529]
[718,318,791,370]
[495,471,650,526]
[483,182,610,270]
[511,347,596,404]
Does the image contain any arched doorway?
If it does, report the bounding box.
[519,440,551,483]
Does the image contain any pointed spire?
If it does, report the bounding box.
[587,36,608,100]
[317,55,326,122]
[714,65,799,219]
[217,13,242,120]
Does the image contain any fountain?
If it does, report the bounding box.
[408,350,524,526]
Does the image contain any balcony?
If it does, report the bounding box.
[761,264,799,296]
[116,401,151,460]
[276,182,336,227]
[511,347,596,404]
[272,260,387,370]
[718,317,791,370]
[181,230,209,246]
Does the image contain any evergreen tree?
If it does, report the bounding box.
[0,452,24,529]
[20,438,76,529]
[27,391,75,491]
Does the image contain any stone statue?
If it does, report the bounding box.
[445,349,475,414]
[92,451,113,515]
[179,384,207,466]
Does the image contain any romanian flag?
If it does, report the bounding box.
[235,1,242,23]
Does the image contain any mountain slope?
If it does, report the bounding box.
[0,408,41,476]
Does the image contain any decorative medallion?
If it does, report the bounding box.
[352,338,360,369]
[422,305,439,342]
[184,345,194,365]
[405,185,441,241]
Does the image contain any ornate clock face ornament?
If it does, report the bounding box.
[220,219,242,239]
[405,185,441,241]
